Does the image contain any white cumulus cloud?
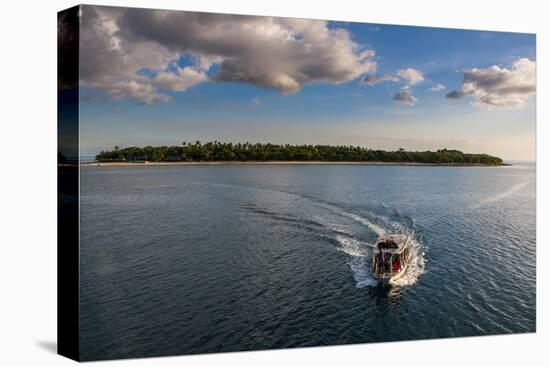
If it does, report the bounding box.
[363,68,424,105]
[428,84,445,92]
[447,58,536,107]
[396,68,424,85]
[154,67,208,92]
[79,5,377,103]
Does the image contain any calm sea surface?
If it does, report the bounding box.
[79,163,536,360]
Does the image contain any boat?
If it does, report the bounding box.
[372,234,412,284]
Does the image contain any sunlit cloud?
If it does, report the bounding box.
[396,68,424,85]
[448,58,535,107]
[80,6,377,103]
[428,84,445,92]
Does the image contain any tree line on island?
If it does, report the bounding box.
[95,141,503,165]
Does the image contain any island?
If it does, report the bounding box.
[88,142,504,166]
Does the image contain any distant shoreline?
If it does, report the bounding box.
[79,160,509,167]
[89,142,504,166]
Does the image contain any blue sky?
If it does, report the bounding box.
[79,6,536,160]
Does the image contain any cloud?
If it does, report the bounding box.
[363,68,423,105]
[154,67,208,92]
[396,68,424,85]
[363,68,424,87]
[251,98,262,106]
[445,90,465,99]
[362,74,399,86]
[428,84,445,92]
[80,6,377,103]
[450,58,535,107]
[393,90,417,105]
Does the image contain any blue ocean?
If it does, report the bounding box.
[79,163,535,360]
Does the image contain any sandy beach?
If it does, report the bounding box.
[80,160,505,167]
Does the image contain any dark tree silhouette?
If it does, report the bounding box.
[96,142,503,165]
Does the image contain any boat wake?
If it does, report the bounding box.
[313,203,425,288]
[472,181,530,209]
[333,235,378,288]
[225,183,426,290]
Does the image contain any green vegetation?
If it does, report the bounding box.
[96,141,503,165]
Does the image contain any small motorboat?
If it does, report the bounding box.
[372,234,412,284]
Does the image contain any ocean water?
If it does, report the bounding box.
[79,163,536,360]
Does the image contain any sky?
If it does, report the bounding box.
[77,5,536,160]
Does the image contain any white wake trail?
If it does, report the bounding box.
[335,235,379,288]
[321,207,426,289]
[339,210,426,288]
[473,181,530,209]
[343,212,387,237]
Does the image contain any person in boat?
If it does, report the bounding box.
[378,250,385,275]
[375,241,382,274]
